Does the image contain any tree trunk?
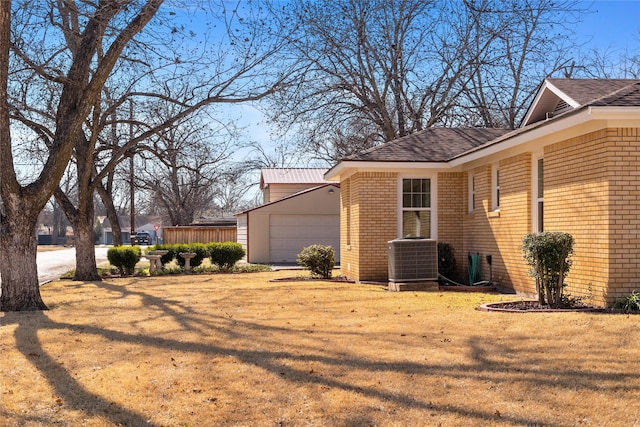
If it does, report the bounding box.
[73,214,100,281]
[535,277,545,305]
[97,182,123,246]
[54,181,100,282]
[52,201,68,245]
[0,205,47,311]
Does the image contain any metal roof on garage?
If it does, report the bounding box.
[260,168,337,189]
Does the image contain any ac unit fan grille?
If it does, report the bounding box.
[388,239,438,282]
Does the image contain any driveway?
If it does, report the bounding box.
[38,246,110,284]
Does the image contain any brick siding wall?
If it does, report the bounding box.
[606,128,640,303]
[340,172,397,282]
[437,172,465,280]
[463,165,498,286]
[491,154,532,293]
[457,155,532,291]
[545,129,610,305]
[339,177,357,279]
[546,128,640,305]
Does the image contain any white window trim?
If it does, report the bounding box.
[532,153,544,232]
[468,173,475,213]
[397,174,438,239]
[492,164,500,212]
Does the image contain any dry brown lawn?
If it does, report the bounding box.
[36,246,70,252]
[1,270,639,427]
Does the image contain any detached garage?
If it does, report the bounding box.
[236,184,340,264]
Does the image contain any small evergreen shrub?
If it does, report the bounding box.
[522,232,574,308]
[209,242,245,271]
[176,242,208,268]
[107,246,142,276]
[170,243,191,267]
[615,290,640,313]
[150,243,177,264]
[437,242,457,280]
[297,244,335,279]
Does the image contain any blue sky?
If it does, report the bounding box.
[578,1,640,50]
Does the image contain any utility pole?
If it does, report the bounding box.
[129,99,135,245]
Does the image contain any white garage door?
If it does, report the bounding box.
[269,214,340,263]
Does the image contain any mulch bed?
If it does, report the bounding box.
[478,300,608,313]
[269,275,355,283]
[439,284,497,292]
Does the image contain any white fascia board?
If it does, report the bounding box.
[324,163,343,181]
[325,161,449,180]
[521,80,551,126]
[588,106,640,121]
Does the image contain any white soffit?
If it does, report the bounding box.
[325,161,449,180]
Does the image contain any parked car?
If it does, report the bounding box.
[134,231,151,245]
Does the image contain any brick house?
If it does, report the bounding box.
[325,79,640,306]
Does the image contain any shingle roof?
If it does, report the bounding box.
[547,79,640,106]
[260,168,335,188]
[344,128,511,162]
[590,81,640,106]
[330,79,640,168]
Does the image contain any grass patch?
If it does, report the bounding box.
[36,245,71,252]
[2,270,639,426]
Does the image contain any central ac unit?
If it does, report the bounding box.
[388,238,438,282]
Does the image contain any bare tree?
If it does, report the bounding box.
[211,163,262,215]
[8,1,291,284]
[576,45,640,79]
[266,0,587,161]
[243,138,308,169]
[1,0,163,311]
[459,0,585,128]
[266,0,484,161]
[136,110,230,226]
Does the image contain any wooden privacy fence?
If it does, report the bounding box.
[162,226,237,244]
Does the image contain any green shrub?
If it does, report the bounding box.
[615,290,640,313]
[168,243,189,266]
[107,246,142,276]
[147,244,178,265]
[209,242,246,271]
[175,242,208,268]
[437,242,457,280]
[297,244,335,279]
[522,232,574,308]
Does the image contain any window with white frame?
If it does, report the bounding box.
[492,166,500,211]
[468,174,475,213]
[402,178,431,238]
[536,158,544,231]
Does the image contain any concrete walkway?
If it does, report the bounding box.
[37,247,110,284]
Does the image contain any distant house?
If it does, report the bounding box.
[326,78,640,306]
[236,168,340,264]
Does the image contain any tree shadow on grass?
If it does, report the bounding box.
[9,311,155,426]
[3,280,640,425]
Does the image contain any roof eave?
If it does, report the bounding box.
[235,183,340,215]
[326,160,451,180]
